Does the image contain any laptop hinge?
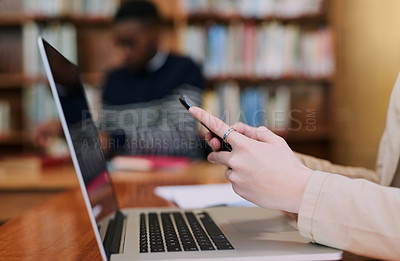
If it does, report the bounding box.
[103,210,125,260]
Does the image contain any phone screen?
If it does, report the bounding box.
[179,95,232,152]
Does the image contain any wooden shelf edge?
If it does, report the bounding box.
[184,12,328,24]
[206,76,333,85]
[0,132,29,145]
[0,74,26,88]
[0,73,107,88]
[0,14,114,26]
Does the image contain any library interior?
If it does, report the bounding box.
[0,0,400,260]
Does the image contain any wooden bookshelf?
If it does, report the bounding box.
[178,0,334,158]
[0,0,121,156]
[184,13,328,25]
[0,131,28,145]
[206,76,332,85]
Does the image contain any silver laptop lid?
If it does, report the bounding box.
[38,36,117,260]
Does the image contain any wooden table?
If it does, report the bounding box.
[0,162,371,260]
[0,159,78,222]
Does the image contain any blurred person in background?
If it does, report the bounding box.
[35,0,206,159]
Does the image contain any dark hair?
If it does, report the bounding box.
[114,0,161,25]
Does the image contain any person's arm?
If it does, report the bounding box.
[299,171,400,260]
[294,152,380,183]
[189,106,400,260]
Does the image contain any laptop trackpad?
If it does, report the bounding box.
[230,216,297,233]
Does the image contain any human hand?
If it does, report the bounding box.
[189,106,312,213]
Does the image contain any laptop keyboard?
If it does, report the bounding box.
[139,211,234,253]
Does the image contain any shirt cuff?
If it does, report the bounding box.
[298,170,331,242]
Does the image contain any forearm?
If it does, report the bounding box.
[295,152,380,183]
[298,171,400,260]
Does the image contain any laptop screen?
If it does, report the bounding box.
[41,39,119,222]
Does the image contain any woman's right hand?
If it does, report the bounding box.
[189,106,312,214]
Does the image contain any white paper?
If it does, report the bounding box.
[154,183,256,209]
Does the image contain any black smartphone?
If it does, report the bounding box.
[179,95,232,152]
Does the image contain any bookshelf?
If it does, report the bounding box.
[177,0,334,158]
[0,0,122,155]
[0,0,335,159]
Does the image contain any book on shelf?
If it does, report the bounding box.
[0,0,23,17]
[240,87,266,127]
[22,0,118,18]
[180,0,325,18]
[23,83,59,132]
[23,83,102,155]
[23,83,69,156]
[23,21,77,78]
[217,81,241,125]
[181,22,334,79]
[0,29,23,74]
[202,84,325,132]
[270,85,291,130]
[0,100,11,136]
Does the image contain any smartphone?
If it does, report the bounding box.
[179,95,232,152]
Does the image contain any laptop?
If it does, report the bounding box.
[38,36,342,261]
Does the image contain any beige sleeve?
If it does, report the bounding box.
[294,152,380,183]
[298,171,400,260]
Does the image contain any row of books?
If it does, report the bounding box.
[202,83,291,129]
[181,22,334,79]
[202,83,325,131]
[21,0,118,18]
[21,81,322,134]
[22,83,100,155]
[181,0,325,18]
[23,83,101,132]
[0,100,11,135]
[23,22,78,78]
[23,83,59,132]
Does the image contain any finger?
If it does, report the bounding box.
[207,151,232,167]
[225,168,233,181]
[232,122,258,140]
[189,106,246,147]
[210,137,222,151]
[204,133,221,151]
[232,122,279,144]
[254,126,281,143]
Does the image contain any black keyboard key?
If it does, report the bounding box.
[148,213,165,252]
[141,211,231,254]
[199,212,234,250]
[200,245,215,251]
[173,212,199,251]
[161,213,182,252]
[139,213,148,253]
[185,212,215,250]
